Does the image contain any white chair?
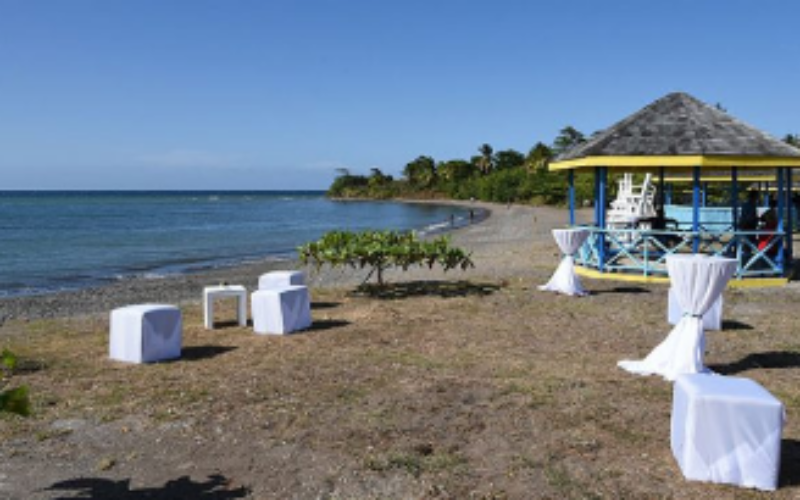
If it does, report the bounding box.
[109,304,182,363]
[251,286,312,335]
[672,374,784,491]
[258,270,305,290]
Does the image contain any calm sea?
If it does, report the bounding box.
[0,191,469,297]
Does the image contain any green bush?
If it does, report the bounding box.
[298,230,474,285]
[1,349,31,417]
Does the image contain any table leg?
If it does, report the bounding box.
[238,293,247,327]
[204,295,214,329]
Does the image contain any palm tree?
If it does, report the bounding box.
[477,144,494,175]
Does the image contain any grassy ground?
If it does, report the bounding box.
[2,275,800,498]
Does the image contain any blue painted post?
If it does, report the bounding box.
[666,183,673,205]
[598,167,607,271]
[763,183,770,206]
[568,169,575,226]
[777,168,785,273]
[702,182,708,207]
[731,167,739,230]
[692,166,701,253]
[787,167,794,261]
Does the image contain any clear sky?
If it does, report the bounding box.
[1,0,798,190]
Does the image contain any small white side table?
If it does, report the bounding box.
[203,285,247,329]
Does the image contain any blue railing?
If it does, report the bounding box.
[575,226,786,279]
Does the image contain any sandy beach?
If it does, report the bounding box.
[2,201,799,498]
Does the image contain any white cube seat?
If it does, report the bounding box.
[251,286,312,335]
[109,304,182,363]
[668,286,723,331]
[672,374,784,491]
[258,270,305,290]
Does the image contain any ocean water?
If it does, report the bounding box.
[0,191,470,297]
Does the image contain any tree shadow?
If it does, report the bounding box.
[45,474,249,499]
[720,319,754,331]
[590,286,651,295]
[307,319,350,332]
[352,280,501,300]
[781,439,800,487]
[181,345,237,362]
[311,301,341,310]
[708,351,800,375]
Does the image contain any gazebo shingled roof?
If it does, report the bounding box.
[551,92,800,170]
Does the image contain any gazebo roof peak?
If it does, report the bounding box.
[551,91,800,170]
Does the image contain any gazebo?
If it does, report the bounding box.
[550,92,800,286]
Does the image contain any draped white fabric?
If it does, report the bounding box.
[668,286,723,331]
[109,304,182,364]
[672,374,784,491]
[252,286,312,335]
[618,255,737,381]
[539,228,590,296]
[259,270,305,290]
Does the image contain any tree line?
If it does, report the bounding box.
[327,126,592,205]
[328,128,800,206]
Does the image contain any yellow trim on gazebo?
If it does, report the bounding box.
[575,266,789,288]
[550,155,800,171]
[664,175,776,183]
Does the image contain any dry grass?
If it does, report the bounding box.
[2,277,800,498]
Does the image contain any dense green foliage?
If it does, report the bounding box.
[326,127,594,205]
[298,230,474,285]
[1,349,31,417]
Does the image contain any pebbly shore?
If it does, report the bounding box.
[0,201,581,323]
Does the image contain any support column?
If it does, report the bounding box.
[731,167,739,230]
[777,167,785,272]
[568,169,576,226]
[598,167,607,271]
[788,167,794,262]
[692,166,701,253]
[658,167,665,211]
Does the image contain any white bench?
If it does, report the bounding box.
[258,270,305,290]
[251,286,312,335]
[672,374,784,491]
[109,304,182,363]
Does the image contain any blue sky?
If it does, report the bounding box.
[1,0,798,190]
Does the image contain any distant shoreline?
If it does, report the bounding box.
[0,198,494,323]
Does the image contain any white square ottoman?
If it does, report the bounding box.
[668,286,723,331]
[672,374,785,491]
[258,270,305,290]
[109,304,182,363]
[251,286,312,335]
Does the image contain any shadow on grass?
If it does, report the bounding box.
[307,319,350,332]
[709,351,800,375]
[45,474,249,499]
[311,301,341,310]
[351,280,501,300]
[181,345,237,362]
[781,439,800,487]
[721,319,754,331]
[590,286,651,295]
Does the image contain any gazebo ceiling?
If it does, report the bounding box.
[550,92,800,170]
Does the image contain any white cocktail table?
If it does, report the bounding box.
[203,285,247,329]
[619,254,737,380]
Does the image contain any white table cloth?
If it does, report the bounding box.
[258,270,305,290]
[672,374,784,491]
[539,228,590,296]
[252,285,312,334]
[619,255,737,380]
[109,304,182,363]
[203,285,248,329]
[668,286,723,331]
